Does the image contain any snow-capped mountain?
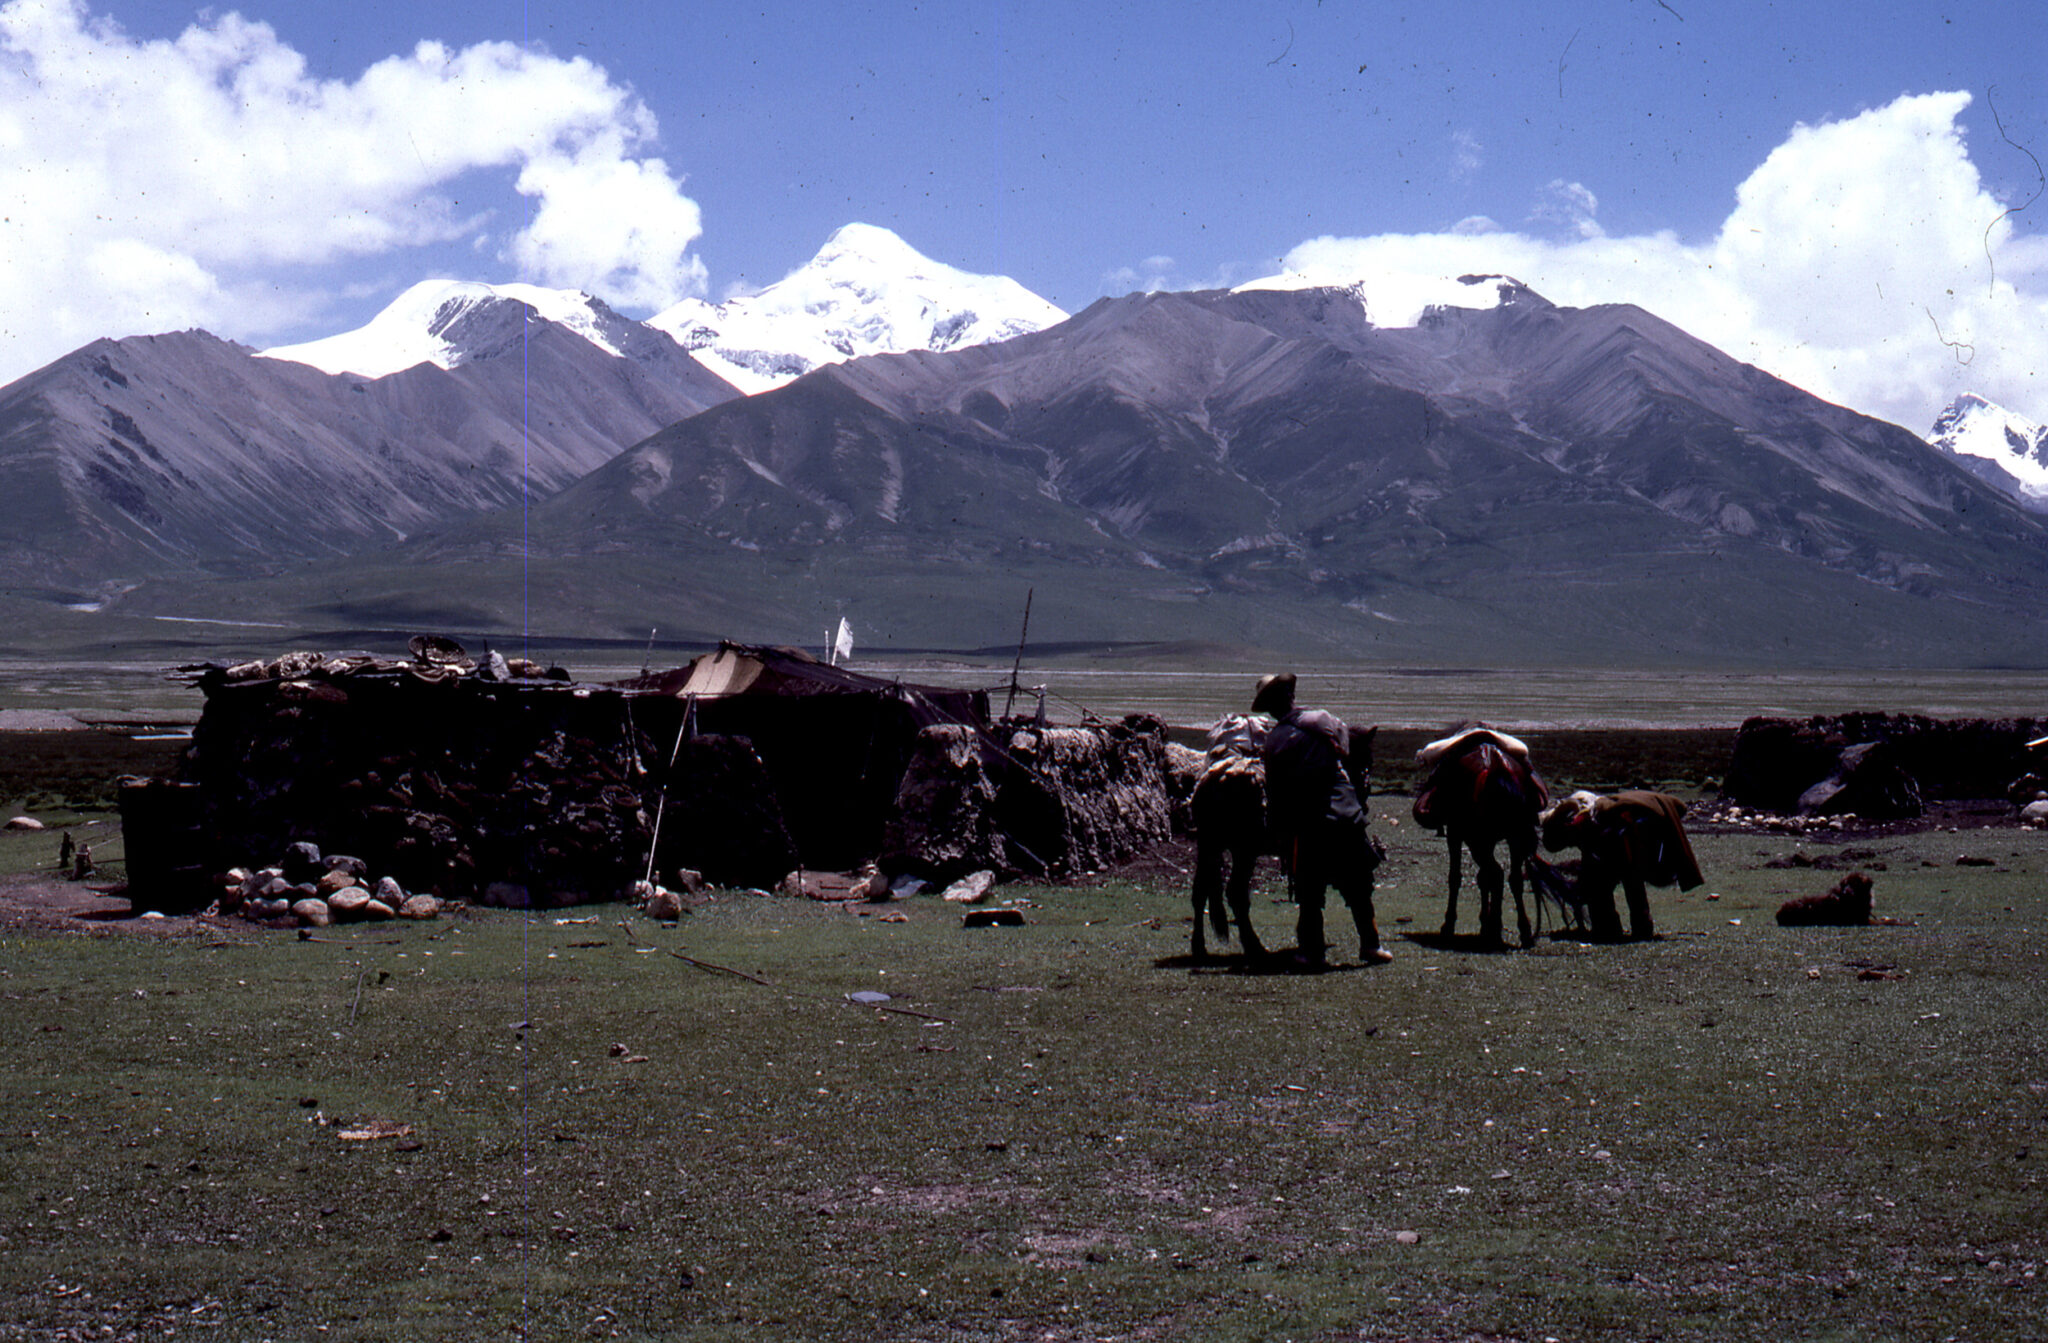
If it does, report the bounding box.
[0,289,737,584]
[262,280,655,378]
[645,222,1068,394]
[1928,393,2048,512]
[1233,266,1528,326]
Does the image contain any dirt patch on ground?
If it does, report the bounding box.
[0,872,238,940]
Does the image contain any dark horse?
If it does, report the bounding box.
[1188,761,1267,958]
[1411,728,1549,948]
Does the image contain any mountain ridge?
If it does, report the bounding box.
[414,282,2048,665]
[4,237,2046,667]
[0,309,737,588]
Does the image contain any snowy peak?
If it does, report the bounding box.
[646,222,1067,394]
[1928,393,2048,510]
[1233,266,1532,329]
[260,225,1065,394]
[260,280,634,378]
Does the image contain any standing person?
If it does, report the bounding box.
[1256,673,1391,968]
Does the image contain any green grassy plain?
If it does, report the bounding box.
[3,818,2046,1342]
[3,664,2046,1339]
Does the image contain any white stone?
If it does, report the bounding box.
[398,894,443,920]
[941,870,997,904]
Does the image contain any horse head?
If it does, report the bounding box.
[1540,789,1601,849]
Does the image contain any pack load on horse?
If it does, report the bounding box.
[1186,707,1274,958]
[1412,725,1549,948]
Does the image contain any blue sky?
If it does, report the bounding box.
[2,0,2043,430]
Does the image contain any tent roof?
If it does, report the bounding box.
[626,643,989,727]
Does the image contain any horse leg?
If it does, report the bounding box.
[1509,841,1534,949]
[1190,833,1225,958]
[1227,839,1265,956]
[1473,842,1505,948]
[1439,832,1463,938]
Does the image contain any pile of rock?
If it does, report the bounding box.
[881,715,1172,881]
[217,841,444,927]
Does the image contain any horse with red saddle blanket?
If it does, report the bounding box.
[1412,726,1550,949]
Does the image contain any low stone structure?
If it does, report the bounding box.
[1723,713,2048,816]
[123,643,1182,910]
[152,652,662,909]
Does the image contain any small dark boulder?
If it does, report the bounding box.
[281,841,325,882]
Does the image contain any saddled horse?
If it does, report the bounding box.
[1188,758,1268,958]
[1411,727,1549,949]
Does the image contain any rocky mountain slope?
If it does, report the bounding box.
[482,280,2048,664]
[0,293,737,594]
[6,263,2046,667]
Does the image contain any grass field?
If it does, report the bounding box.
[3,665,2046,1340]
[2,817,2045,1342]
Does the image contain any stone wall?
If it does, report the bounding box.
[135,656,1183,907]
[1723,712,2048,814]
[179,669,663,905]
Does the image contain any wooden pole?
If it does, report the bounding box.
[1003,587,1033,719]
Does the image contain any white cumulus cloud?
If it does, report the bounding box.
[0,0,707,385]
[1450,129,1483,183]
[1102,255,1181,296]
[1247,91,2048,434]
[1531,179,1604,240]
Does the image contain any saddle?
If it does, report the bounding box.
[1411,733,1546,831]
[1413,725,1531,771]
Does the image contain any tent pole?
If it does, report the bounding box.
[642,694,696,888]
[1003,587,1033,719]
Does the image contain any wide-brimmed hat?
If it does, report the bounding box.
[1250,672,1296,716]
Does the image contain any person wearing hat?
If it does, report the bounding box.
[1256,673,1391,967]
